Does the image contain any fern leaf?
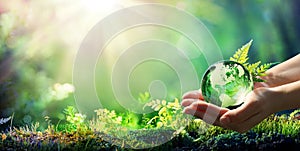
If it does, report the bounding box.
[230,39,253,65]
[247,61,261,74]
[256,63,273,76]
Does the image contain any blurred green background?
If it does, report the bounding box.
[0,0,299,129]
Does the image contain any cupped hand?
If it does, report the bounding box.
[181,90,229,127]
[219,87,280,133]
[181,82,279,133]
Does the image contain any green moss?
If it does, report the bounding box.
[1,105,299,150]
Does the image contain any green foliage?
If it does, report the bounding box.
[137,92,151,103]
[85,97,188,133]
[25,96,296,149]
[246,61,261,75]
[290,109,300,118]
[230,39,252,66]
[17,122,41,134]
[143,98,188,130]
[89,108,126,137]
[121,112,141,129]
[1,111,299,150]
[62,106,87,132]
[253,109,300,137]
[0,0,294,130]
[0,11,73,127]
[255,63,274,76]
[230,40,275,82]
[43,116,55,134]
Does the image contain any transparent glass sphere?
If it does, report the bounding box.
[201,60,253,109]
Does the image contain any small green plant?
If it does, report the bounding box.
[63,106,87,132]
[0,105,299,150]
[89,108,125,136]
[230,40,276,82]
[143,98,188,130]
[17,122,40,134]
[290,109,300,119]
[121,112,141,129]
[43,115,55,134]
[253,109,300,137]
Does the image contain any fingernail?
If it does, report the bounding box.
[220,116,230,124]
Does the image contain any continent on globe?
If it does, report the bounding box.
[201,60,253,109]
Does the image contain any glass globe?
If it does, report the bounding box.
[201,60,253,109]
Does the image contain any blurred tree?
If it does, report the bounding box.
[272,0,300,59]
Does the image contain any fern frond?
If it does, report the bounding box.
[247,61,261,74]
[251,62,277,82]
[256,63,273,76]
[229,40,278,83]
[230,39,253,65]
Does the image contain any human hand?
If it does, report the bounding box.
[181,90,229,126]
[181,82,280,133]
[219,87,281,133]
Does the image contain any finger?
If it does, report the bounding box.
[183,107,205,118]
[191,109,224,126]
[220,100,260,124]
[222,112,258,133]
[225,112,267,133]
[190,101,209,112]
[182,90,204,100]
[183,107,227,127]
[181,99,200,107]
[183,102,229,126]
[220,91,263,124]
[188,101,229,119]
[203,103,229,125]
[254,82,269,89]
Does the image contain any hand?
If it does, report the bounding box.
[181,82,279,133]
[219,87,281,133]
[181,90,229,126]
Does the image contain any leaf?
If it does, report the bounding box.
[157,122,163,128]
[162,100,167,106]
[228,40,278,84]
[147,116,158,125]
[63,106,76,116]
[154,104,162,111]
[256,63,273,76]
[247,61,261,74]
[251,63,277,82]
[138,92,150,103]
[158,107,167,116]
[230,39,253,65]
[290,109,300,119]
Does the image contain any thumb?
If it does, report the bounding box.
[219,111,232,124]
[220,101,259,125]
[220,90,261,124]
